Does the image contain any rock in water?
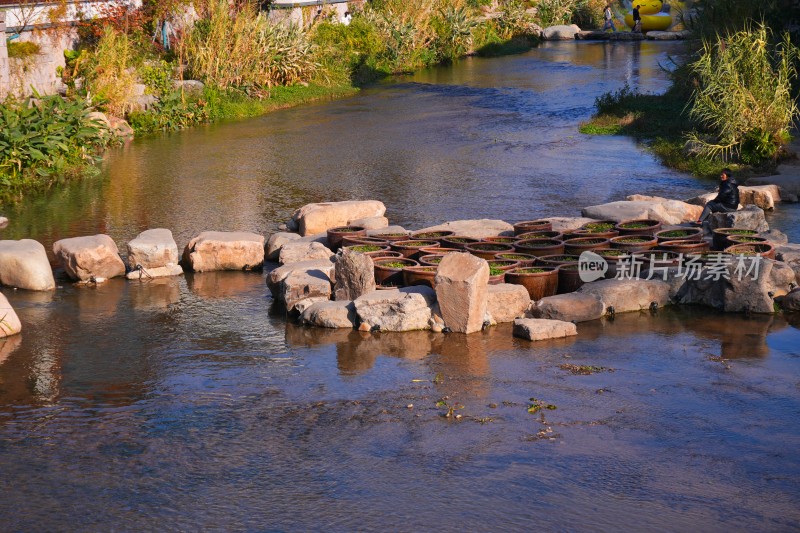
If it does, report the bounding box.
[0,239,56,291]
[181,231,265,272]
[266,259,335,301]
[414,219,513,239]
[577,279,671,314]
[487,283,531,323]
[0,293,22,338]
[530,293,605,323]
[126,229,182,278]
[513,318,577,341]
[434,253,489,334]
[334,249,376,301]
[709,205,769,233]
[279,241,335,265]
[289,201,386,236]
[354,287,436,332]
[53,234,126,282]
[301,300,357,329]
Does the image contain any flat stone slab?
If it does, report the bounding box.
[53,234,126,282]
[575,30,610,40]
[354,286,436,332]
[289,200,386,236]
[267,259,335,300]
[686,185,783,210]
[542,24,581,40]
[266,232,302,261]
[577,278,671,314]
[348,216,389,230]
[278,241,334,265]
[126,228,180,269]
[181,231,265,272]
[301,300,356,329]
[646,30,690,40]
[513,318,577,341]
[583,199,701,225]
[126,264,183,280]
[435,252,489,334]
[487,283,531,323]
[367,226,408,237]
[545,217,598,233]
[747,170,800,201]
[0,239,56,291]
[531,293,605,323]
[415,219,513,239]
[610,32,645,41]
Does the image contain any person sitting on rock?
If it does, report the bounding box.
[697,168,740,224]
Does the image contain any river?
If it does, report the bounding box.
[1,41,799,531]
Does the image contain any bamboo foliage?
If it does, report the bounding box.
[687,24,799,162]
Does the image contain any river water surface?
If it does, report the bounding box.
[1,41,800,531]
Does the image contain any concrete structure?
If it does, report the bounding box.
[269,0,356,26]
[0,12,8,97]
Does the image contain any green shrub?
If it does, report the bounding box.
[572,0,605,29]
[432,4,478,61]
[139,60,174,97]
[687,24,799,163]
[534,0,573,27]
[78,27,138,116]
[0,95,112,199]
[7,41,41,59]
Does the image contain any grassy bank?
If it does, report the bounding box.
[578,84,742,178]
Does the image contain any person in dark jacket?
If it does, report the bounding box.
[632,5,642,32]
[697,168,740,223]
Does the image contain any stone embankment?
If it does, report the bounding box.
[1,194,799,343]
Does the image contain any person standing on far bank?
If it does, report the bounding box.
[697,168,740,224]
[603,4,616,32]
[632,5,642,32]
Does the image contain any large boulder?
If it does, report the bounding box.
[542,24,581,40]
[776,288,800,312]
[530,293,605,323]
[267,259,335,300]
[747,170,800,201]
[487,283,531,323]
[415,219,513,240]
[0,293,22,338]
[278,241,334,265]
[675,258,793,313]
[126,229,182,279]
[687,185,783,210]
[334,249,375,301]
[266,232,301,261]
[181,231,265,272]
[53,234,126,282]
[281,270,332,312]
[513,318,577,341]
[288,200,386,236]
[354,286,436,332]
[584,197,701,224]
[577,279,671,314]
[709,205,769,233]
[776,244,800,283]
[434,253,489,334]
[0,239,55,291]
[348,216,389,230]
[300,300,356,329]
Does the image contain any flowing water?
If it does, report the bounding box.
[1,41,800,531]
